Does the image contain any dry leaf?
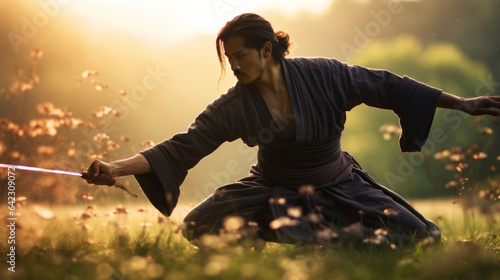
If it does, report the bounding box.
[306,213,323,224]
[30,48,43,59]
[82,70,98,79]
[223,216,245,232]
[92,106,113,118]
[94,83,108,91]
[0,140,5,157]
[342,222,363,235]
[19,82,33,92]
[433,149,450,160]
[445,180,459,188]
[449,154,464,162]
[106,140,120,151]
[37,145,56,156]
[315,227,338,241]
[81,213,92,220]
[34,206,54,220]
[287,207,302,218]
[93,133,110,142]
[480,127,493,135]
[269,217,298,230]
[29,73,40,84]
[140,140,155,148]
[114,207,128,214]
[269,197,286,205]
[473,152,487,160]
[298,185,315,196]
[379,123,401,140]
[383,207,399,216]
[80,192,94,201]
[374,228,389,236]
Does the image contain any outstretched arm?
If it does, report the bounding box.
[436,92,500,116]
[85,154,153,186]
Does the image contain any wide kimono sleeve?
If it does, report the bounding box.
[334,60,442,152]
[134,96,240,216]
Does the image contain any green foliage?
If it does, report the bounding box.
[351,34,490,96]
[274,0,499,89]
[341,35,499,198]
[452,0,500,83]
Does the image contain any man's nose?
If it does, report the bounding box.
[230,60,240,72]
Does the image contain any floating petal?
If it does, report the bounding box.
[269,197,286,205]
[298,185,315,196]
[342,222,363,235]
[383,207,399,216]
[269,217,298,230]
[140,140,155,148]
[34,206,54,220]
[445,180,459,188]
[30,48,43,59]
[223,216,245,232]
[287,207,302,218]
[92,106,113,119]
[473,152,487,160]
[82,70,98,79]
[0,140,5,156]
[93,133,110,142]
[480,127,493,135]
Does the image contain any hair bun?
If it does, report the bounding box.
[275,31,290,57]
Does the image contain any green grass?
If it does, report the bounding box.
[1,199,499,280]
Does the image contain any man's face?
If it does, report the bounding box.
[224,36,265,85]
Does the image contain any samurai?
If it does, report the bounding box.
[85,13,500,245]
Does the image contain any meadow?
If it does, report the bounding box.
[1,198,499,280]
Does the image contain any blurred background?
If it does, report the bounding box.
[0,0,499,211]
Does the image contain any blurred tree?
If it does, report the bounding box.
[273,0,498,91]
[451,0,500,85]
[342,34,498,198]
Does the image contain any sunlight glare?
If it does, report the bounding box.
[64,0,334,47]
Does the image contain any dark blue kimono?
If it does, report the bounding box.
[135,57,442,244]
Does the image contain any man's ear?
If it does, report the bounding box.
[261,41,272,59]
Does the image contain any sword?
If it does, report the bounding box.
[0,163,138,198]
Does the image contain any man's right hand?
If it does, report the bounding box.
[83,154,153,186]
[84,159,117,186]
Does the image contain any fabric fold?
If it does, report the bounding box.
[395,76,442,152]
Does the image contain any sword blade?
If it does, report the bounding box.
[0,163,138,198]
[0,163,82,177]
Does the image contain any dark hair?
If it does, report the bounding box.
[216,13,291,79]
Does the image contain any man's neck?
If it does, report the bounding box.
[254,60,286,96]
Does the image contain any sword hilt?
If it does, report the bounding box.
[81,172,138,198]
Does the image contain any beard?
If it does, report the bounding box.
[240,57,266,86]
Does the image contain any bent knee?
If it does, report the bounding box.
[182,210,218,241]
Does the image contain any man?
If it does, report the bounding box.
[86,13,500,245]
